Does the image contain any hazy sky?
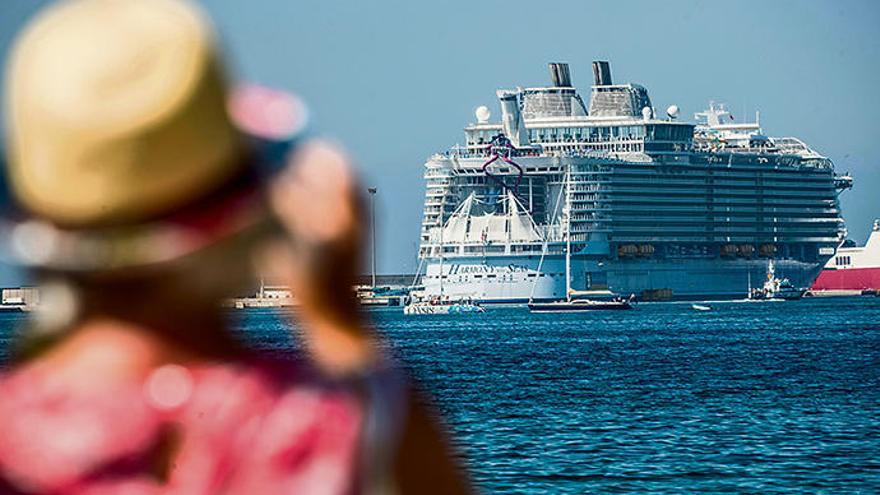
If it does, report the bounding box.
[1,0,879,284]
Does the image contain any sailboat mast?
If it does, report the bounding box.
[439,212,444,297]
[565,165,572,302]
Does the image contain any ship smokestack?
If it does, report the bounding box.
[496,90,529,147]
[548,62,572,87]
[592,60,612,86]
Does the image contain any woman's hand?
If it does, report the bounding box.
[267,141,377,375]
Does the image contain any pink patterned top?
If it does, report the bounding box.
[0,359,368,495]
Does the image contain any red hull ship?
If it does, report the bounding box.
[810,220,880,296]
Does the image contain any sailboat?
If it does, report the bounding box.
[528,165,633,313]
[404,198,484,315]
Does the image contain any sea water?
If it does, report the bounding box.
[2,297,879,493]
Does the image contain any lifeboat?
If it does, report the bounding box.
[617,244,638,258]
[738,244,755,257]
[759,244,777,257]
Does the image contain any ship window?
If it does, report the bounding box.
[652,125,671,140]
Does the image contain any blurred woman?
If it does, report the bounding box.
[0,0,470,493]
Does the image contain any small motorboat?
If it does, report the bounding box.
[691,304,712,312]
[403,299,485,315]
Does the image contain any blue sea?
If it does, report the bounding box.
[2,297,879,493]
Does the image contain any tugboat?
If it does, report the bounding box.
[748,259,806,300]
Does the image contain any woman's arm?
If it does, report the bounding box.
[267,142,472,492]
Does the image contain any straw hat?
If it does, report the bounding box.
[6,0,243,227]
[1,0,305,270]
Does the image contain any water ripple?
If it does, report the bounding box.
[2,298,879,493]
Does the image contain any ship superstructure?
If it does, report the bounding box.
[418,61,852,302]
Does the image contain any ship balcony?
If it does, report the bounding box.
[417,241,551,258]
[570,185,603,192]
[569,200,607,208]
[425,178,452,186]
[425,171,453,180]
[446,146,544,160]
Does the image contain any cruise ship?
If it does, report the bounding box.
[417,61,852,302]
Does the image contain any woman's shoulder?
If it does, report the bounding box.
[0,357,365,494]
[174,358,365,493]
[0,364,165,492]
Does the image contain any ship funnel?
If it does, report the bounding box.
[592,60,612,86]
[496,90,529,148]
[548,62,572,87]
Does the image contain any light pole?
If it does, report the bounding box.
[368,187,377,288]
